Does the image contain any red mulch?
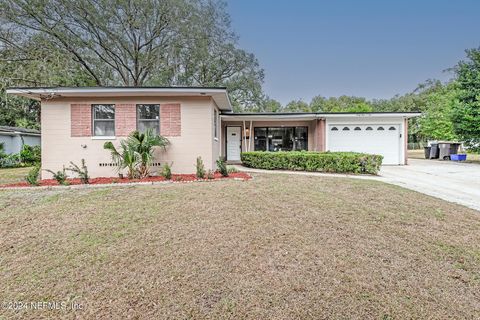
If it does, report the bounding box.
[2,172,251,188]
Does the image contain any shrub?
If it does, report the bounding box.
[0,154,21,168]
[104,129,169,179]
[216,157,228,177]
[67,159,89,184]
[25,165,40,186]
[240,151,383,175]
[0,142,6,158]
[20,145,41,165]
[195,156,206,178]
[45,166,69,185]
[161,162,172,180]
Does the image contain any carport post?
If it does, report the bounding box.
[243,120,247,152]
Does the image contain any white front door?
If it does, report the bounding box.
[226,126,241,161]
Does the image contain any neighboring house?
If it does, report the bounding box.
[0,126,41,154]
[6,87,420,178]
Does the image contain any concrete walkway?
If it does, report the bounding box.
[233,159,480,211]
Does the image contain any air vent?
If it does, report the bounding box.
[99,163,119,167]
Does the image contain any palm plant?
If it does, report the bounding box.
[104,129,169,179]
[129,129,169,178]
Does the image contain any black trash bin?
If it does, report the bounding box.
[424,147,431,159]
[450,143,461,155]
[429,143,439,159]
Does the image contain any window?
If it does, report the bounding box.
[377,126,385,131]
[342,127,350,131]
[254,127,308,151]
[92,104,115,136]
[354,127,361,131]
[214,109,218,139]
[331,127,338,131]
[366,127,373,131]
[137,104,160,134]
[389,126,396,131]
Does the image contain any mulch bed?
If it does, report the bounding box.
[1,172,251,188]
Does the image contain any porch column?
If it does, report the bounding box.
[404,118,408,165]
[243,120,247,152]
[248,120,253,151]
[315,119,326,151]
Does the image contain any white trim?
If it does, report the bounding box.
[6,87,232,111]
[91,136,116,140]
[221,113,421,121]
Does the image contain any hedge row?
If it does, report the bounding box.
[240,151,383,175]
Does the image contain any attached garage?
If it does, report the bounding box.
[325,115,410,165]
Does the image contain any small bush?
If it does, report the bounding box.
[216,157,228,177]
[67,159,89,184]
[25,165,40,186]
[0,154,21,168]
[195,156,206,179]
[241,151,383,175]
[45,166,69,185]
[161,162,172,180]
[20,145,41,165]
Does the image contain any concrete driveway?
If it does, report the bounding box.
[380,159,480,211]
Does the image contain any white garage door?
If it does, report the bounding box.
[327,124,401,165]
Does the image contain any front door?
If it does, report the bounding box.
[226,126,241,161]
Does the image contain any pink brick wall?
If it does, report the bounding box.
[315,119,326,151]
[71,104,92,137]
[115,104,136,136]
[160,104,181,137]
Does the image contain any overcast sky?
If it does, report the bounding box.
[226,0,480,104]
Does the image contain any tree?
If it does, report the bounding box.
[284,99,309,112]
[452,47,480,150]
[0,0,265,112]
[417,82,460,141]
[260,98,283,112]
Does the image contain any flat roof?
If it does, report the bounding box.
[221,111,421,121]
[6,86,232,111]
[0,125,40,136]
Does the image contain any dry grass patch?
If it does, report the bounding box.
[0,167,30,185]
[0,174,480,319]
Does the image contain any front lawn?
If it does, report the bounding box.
[0,167,31,185]
[1,174,479,319]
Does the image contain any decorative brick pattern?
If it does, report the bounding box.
[71,104,92,137]
[160,104,181,136]
[115,104,137,136]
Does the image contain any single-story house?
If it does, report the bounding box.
[0,126,41,154]
[6,87,420,178]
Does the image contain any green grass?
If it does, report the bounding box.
[0,166,31,185]
[1,174,479,319]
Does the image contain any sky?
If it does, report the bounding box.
[226,0,480,105]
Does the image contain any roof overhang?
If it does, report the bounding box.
[6,87,233,111]
[221,112,421,121]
